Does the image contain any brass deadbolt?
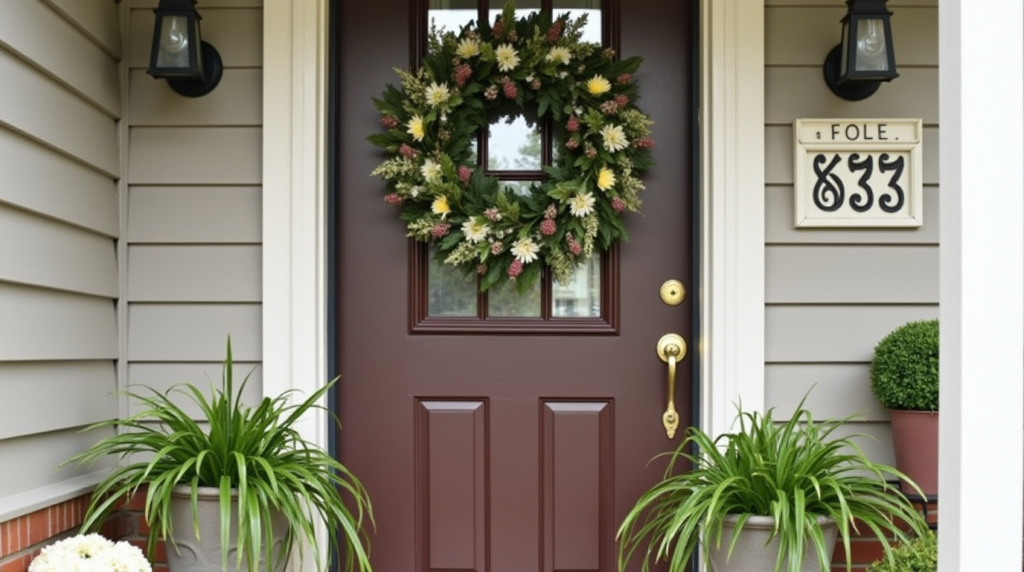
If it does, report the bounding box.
[660,280,686,306]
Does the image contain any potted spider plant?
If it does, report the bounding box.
[616,397,931,572]
[870,318,939,497]
[65,338,373,572]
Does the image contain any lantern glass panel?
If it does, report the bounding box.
[156,16,193,69]
[854,18,890,72]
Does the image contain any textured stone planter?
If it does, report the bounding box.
[167,486,289,572]
[889,409,939,498]
[706,514,838,572]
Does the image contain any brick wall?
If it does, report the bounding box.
[830,499,938,571]
[0,496,91,572]
[0,494,166,572]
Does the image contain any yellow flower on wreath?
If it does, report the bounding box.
[432,196,450,219]
[597,167,616,192]
[586,74,611,96]
[407,115,425,142]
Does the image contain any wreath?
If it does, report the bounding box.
[368,2,655,292]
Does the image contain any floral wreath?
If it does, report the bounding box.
[369,2,655,292]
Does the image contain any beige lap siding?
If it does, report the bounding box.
[763,0,939,479]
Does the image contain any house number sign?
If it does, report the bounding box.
[794,118,923,228]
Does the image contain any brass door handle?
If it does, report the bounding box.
[656,334,687,439]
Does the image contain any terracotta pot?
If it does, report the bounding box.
[706,514,837,572]
[888,409,939,498]
[167,486,289,572]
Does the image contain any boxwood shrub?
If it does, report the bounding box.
[870,319,939,411]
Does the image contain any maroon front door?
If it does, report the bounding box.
[336,1,694,570]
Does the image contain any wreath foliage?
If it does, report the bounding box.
[369,2,655,292]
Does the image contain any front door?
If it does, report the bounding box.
[335,1,694,570]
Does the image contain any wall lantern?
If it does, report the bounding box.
[822,0,898,101]
[146,0,222,97]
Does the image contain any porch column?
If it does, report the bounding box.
[938,1,1023,570]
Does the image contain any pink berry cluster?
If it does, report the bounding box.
[507,259,523,279]
[455,64,473,87]
[566,234,583,257]
[547,20,563,43]
[458,166,473,186]
[431,223,451,238]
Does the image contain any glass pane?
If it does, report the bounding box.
[488,282,541,317]
[428,249,478,316]
[429,0,477,37]
[488,0,540,23]
[553,0,601,44]
[497,180,536,197]
[488,113,542,171]
[552,255,600,317]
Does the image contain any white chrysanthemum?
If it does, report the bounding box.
[456,37,481,58]
[546,46,572,65]
[424,81,451,107]
[569,192,596,217]
[421,159,443,183]
[461,218,491,243]
[29,534,151,572]
[600,124,629,152]
[495,43,520,72]
[511,237,540,263]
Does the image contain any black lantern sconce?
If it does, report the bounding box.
[146,0,222,97]
[822,0,898,101]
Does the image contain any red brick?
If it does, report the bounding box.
[127,490,148,512]
[0,554,30,572]
[28,511,47,547]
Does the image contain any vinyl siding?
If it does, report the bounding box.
[124,1,263,391]
[763,1,939,464]
[0,0,120,520]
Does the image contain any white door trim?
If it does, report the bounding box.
[699,0,766,436]
[262,0,330,452]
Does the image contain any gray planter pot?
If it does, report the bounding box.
[168,486,290,572]
[706,514,838,572]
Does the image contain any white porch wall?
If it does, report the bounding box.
[938,0,1024,569]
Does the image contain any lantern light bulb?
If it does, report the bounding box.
[855,19,889,71]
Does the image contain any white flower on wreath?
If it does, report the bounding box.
[600,123,629,152]
[424,82,451,107]
[461,218,491,243]
[569,191,596,217]
[495,43,520,72]
[511,236,540,263]
[421,159,443,183]
[29,534,151,572]
[546,46,572,65]
[456,37,481,58]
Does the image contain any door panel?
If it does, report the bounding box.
[336,1,693,570]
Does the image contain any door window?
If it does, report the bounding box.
[415,0,615,333]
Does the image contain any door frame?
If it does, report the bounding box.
[260,2,764,566]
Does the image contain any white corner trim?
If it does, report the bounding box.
[699,0,765,438]
[262,0,329,436]
[938,1,1024,570]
